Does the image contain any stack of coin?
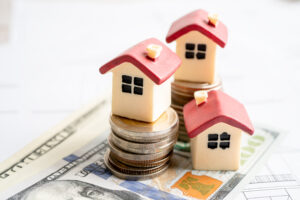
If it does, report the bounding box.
[104,107,179,180]
[171,77,223,142]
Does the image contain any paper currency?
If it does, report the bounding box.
[0,97,283,199]
[0,96,282,200]
[0,96,111,193]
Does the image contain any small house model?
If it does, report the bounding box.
[99,38,181,122]
[166,9,228,84]
[183,90,254,170]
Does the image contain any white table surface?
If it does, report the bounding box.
[0,0,299,167]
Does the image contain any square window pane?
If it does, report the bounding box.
[208,134,218,141]
[185,51,194,59]
[185,43,195,50]
[134,87,143,95]
[197,44,206,51]
[220,132,230,140]
[134,77,143,87]
[220,142,230,149]
[208,142,218,149]
[122,75,132,84]
[196,52,205,59]
[122,84,131,93]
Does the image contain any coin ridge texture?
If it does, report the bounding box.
[109,131,178,154]
[104,150,170,180]
[110,107,179,142]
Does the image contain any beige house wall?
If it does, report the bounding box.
[190,122,242,170]
[175,31,217,84]
[111,62,170,122]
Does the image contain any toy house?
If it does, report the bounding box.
[183,90,254,170]
[99,38,181,122]
[166,9,228,84]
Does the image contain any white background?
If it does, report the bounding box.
[0,0,300,165]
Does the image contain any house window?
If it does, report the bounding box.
[121,75,143,95]
[185,43,206,60]
[207,132,230,150]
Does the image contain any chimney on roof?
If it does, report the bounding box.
[146,44,162,60]
[194,91,208,106]
[208,13,218,27]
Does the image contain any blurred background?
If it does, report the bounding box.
[0,0,299,162]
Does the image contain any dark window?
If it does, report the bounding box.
[220,142,230,149]
[185,43,195,50]
[134,87,143,95]
[208,142,218,149]
[207,132,231,150]
[121,75,144,95]
[122,75,132,84]
[197,44,207,51]
[196,52,205,59]
[185,43,206,60]
[220,132,230,140]
[185,52,194,59]
[134,77,143,87]
[208,134,218,141]
[122,84,131,93]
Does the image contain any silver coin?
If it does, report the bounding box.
[171,76,222,95]
[104,150,170,180]
[108,138,174,161]
[107,150,167,174]
[179,121,185,127]
[110,107,179,142]
[109,131,178,154]
[171,104,183,112]
[178,115,184,123]
[171,94,194,106]
[178,135,190,142]
[179,128,187,134]
[110,150,173,168]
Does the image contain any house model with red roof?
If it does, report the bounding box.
[99,38,181,122]
[183,90,254,170]
[166,9,228,84]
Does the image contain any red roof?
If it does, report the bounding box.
[183,90,254,138]
[166,9,228,48]
[99,38,181,85]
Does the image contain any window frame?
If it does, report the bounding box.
[121,75,144,96]
[185,42,207,60]
[207,132,231,150]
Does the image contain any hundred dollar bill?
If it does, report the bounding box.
[0,95,111,193]
[0,108,282,200]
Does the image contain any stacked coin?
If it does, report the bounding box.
[171,77,223,142]
[104,107,179,180]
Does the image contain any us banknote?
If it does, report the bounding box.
[0,97,283,199]
[0,96,110,193]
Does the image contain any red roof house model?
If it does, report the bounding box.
[183,90,254,138]
[99,38,181,85]
[166,9,228,48]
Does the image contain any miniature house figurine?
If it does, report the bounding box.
[183,90,254,170]
[99,38,181,122]
[166,9,228,84]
